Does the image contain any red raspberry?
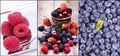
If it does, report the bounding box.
[19,30,32,43]
[68,40,74,46]
[2,21,13,36]
[14,23,29,38]
[8,12,23,26]
[54,47,59,54]
[22,16,29,26]
[64,43,70,47]
[64,47,71,54]
[4,36,20,51]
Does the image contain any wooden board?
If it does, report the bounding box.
[38,0,78,56]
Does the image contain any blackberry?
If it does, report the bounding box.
[38,25,45,31]
[57,33,63,40]
[66,8,72,13]
[62,31,67,37]
[62,37,68,44]
[55,8,62,14]
[51,11,59,18]
[59,44,64,52]
[46,42,53,50]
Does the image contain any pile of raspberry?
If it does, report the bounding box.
[1,12,32,53]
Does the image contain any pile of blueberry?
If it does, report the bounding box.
[79,0,120,56]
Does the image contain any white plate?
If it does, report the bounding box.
[1,1,37,56]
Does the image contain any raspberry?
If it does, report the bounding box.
[22,17,29,26]
[54,47,59,54]
[8,12,23,26]
[19,30,32,43]
[3,36,20,51]
[2,21,13,36]
[64,47,71,54]
[14,23,29,37]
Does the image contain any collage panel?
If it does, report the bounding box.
[79,0,120,56]
[0,1,37,56]
[38,0,78,56]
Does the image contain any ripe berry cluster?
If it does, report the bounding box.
[1,12,32,53]
[51,3,72,18]
[38,18,78,54]
[79,0,120,56]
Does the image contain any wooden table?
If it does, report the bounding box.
[38,0,78,56]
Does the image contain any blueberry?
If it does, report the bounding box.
[93,12,100,18]
[110,30,116,36]
[94,0,100,3]
[117,8,120,15]
[105,38,110,43]
[80,44,86,50]
[80,38,87,44]
[116,32,120,38]
[89,23,95,30]
[90,15,96,21]
[98,38,105,44]
[79,0,85,7]
[112,18,118,24]
[97,7,104,13]
[107,14,113,20]
[109,25,114,30]
[112,43,119,50]
[73,38,77,45]
[114,1,120,8]
[115,25,120,31]
[92,29,97,34]
[91,4,97,9]
[84,17,89,23]
[100,14,106,20]
[86,6,92,12]
[100,50,107,56]
[105,32,112,38]
[80,24,87,32]
[88,32,94,38]
[110,0,115,2]
[97,2,103,8]
[103,27,109,33]
[111,51,119,56]
[103,21,108,27]
[117,48,120,52]
[98,30,103,35]
[87,0,94,6]
[86,27,92,33]
[104,1,112,7]
[95,34,101,39]
[107,20,112,25]
[110,36,117,43]
[105,8,111,14]
[99,44,105,50]
[105,43,111,49]
[95,48,100,54]
[55,8,62,14]
[92,45,97,50]
[86,38,93,47]
[90,52,96,56]
[84,12,90,17]
[94,39,100,45]
[81,32,87,38]
[85,47,92,53]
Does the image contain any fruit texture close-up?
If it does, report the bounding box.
[79,0,120,56]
